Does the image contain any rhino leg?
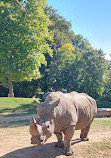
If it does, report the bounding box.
[80,124,90,141]
[55,132,64,148]
[63,125,75,156]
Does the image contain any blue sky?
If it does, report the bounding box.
[47,0,111,60]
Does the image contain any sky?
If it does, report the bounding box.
[47,0,111,60]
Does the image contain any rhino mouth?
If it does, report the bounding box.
[31,141,44,146]
[31,137,46,145]
[37,139,45,145]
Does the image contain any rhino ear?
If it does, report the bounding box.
[52,98,60,107]
[48,98,60,111]
[33,96,40,107]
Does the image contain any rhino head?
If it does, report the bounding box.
[30,117,54,145]
[30,94,60,145]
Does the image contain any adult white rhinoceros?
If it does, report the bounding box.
[30,91,97,156]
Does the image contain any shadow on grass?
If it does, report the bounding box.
[0,120,30,128]
[0,139,82,158]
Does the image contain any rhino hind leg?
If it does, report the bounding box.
[80,124,90,141]
[55,132,64,148]
[63,125,75,156]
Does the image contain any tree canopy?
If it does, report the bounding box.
[0,0,52,96]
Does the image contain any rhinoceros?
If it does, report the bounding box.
[30,91,97,156]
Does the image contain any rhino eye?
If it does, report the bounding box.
[47,125,50,129]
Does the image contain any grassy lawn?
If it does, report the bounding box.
[0,97,40,116]
[92,119,111,129]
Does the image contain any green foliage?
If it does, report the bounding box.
[101,60,111,101]
[0,0,52,87]
[45,33,106,98]
[96,100,111,108]
[58,42,75,60]
[46,43,75,91]
[77,48,106,98]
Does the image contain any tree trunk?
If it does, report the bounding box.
[8,78,14,97]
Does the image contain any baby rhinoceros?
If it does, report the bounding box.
[30,91,97,156]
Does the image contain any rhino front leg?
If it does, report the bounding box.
[54,132,64,148]
[63,125,75,156]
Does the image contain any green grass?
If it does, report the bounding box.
[88,139,111,158]
[84,139,111,158]
[92,119,111,129]
[0,97,40,116]
[93,139,111,151]
[96,100,111,108]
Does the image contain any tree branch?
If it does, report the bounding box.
[16,0,27,15]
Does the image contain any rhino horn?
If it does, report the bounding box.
[33,96,40,107]
[30,117,37,135]
[30,117,42,136]
[32,117,37,124]
[30,117,37,128]
[30,117,40,128]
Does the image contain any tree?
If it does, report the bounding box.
[46,43,75,91]
[0,0,52,97]
[77,48,106,98]
[102,59,111,101]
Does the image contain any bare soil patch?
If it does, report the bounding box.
[0,116,111,158]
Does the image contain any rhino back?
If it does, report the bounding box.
[48,92,97,132]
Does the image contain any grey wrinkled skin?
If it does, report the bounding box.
[30,91,97,156]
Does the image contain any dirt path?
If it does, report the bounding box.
[0,114,36,124]
[0,113,110,125]
[0,115,111,158]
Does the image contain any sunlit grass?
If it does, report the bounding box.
[0,97,39,116]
